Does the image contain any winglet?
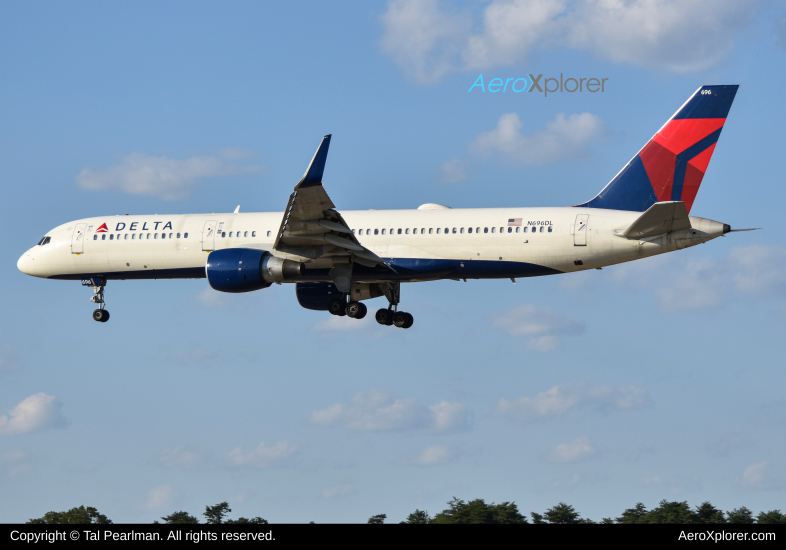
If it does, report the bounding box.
[295,135,332,189]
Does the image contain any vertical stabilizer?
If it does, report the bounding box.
[575,85,738,213]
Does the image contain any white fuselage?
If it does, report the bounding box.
[17,206,726,282]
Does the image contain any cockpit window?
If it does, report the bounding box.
[37,236,51,246]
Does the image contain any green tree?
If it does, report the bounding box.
[543,503,581,524]
[726,507,755,524]
[160,511,199,524]
[643,500,696,524]
[530,512,546,524]
[694,502,726,524]
[404,510,430,524]
[430,498,526,524]
[616,503,648,524]
[756,510,786,524]
[28,506,112,524]
[204,502,231,524]
[368,514,387,524]
[227,517,268,524]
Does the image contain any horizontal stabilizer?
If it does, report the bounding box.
[623,201,691,239]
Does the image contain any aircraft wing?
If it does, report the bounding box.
[272,135,389,270]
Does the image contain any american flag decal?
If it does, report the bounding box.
[507,218,522,226]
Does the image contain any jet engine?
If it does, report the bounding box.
[206,249,304,293]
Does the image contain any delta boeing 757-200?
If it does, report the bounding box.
[18,85,751,328]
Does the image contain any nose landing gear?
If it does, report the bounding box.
[83,278,110,322]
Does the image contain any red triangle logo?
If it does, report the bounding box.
[96,223,108,233]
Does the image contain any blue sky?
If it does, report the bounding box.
[2,0,785,523]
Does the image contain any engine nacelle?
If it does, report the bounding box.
[206,249,304,293]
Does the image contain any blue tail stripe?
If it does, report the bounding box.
[670,127,723,202]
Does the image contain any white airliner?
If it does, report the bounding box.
[18,85,751,327]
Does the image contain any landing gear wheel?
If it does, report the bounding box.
[328,298,347,316]
[93,309,109,322]
[376,308,393,326]
[346,302,367,319]
[393,311,409,328]
[401,312,413,329]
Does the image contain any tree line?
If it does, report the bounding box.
[26,498,786,524]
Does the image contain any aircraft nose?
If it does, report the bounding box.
[17,253,28,275]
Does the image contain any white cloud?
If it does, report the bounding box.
[322,484,355,499]
[492,304,585,350]
[310,389,471,433]
[740,461,769,489]
[76,151,258,200]
[380,0,758,83]
[548,436,594,463]
[436,157,467,183]
[0,346,19,374]
[160,447,203,468]
[0,393,68,436]
[226,441,297,469]
[470,112,608,166]
[416,445,450,465]
[146,485,176,509]
[601,245,786,312]
[497,382,650,422]
[380,0,472,84]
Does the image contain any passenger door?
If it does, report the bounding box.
[202,220,217,251]
[71,223,87,254]
[573,215,588,246]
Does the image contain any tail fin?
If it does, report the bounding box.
[576,85,738,213]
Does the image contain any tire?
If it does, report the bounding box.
[102,310,110,322]
[93,309,105,322]
[347,302,367,319]
[393,311,408,328]
[402,312,413,329]
[328,298,345,316]
[375,308,389,325]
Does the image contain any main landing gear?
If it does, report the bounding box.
[327,281,414,329]
[89,281,110,323]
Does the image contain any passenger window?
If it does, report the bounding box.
[397,228,402,235]
[500,227,504,234]
[358,229,363,235]
[244,231,248,237]
[252,231,256,237]
[374,229,379,235]
[163,233,168,239]
[491,227,496,233]
[155,233,159,239]
[429,228,433,234]
[390,228,394,234]
[147,234,151,239]
[266,231,271,237]
[177,233,181,238]
[444,228,449,234]
[468,227,472,234]
[230,232,233,237]
[184,233,188,238]
[222,232,226,238]
[93,235,97,240]
[102,235,106,240]
[548,226,553,232]
[110,234,114,240]
[382,229,386,235]
[523,227,528,233]
[540,226,544,233]
[437,228,441,234]
[169,233,173,238]
[476,227,480,233]
[484,227,488,233]
[132,234,136,239]
[515,227,520,233]
[405,229,409,234]
[460,228,464,234]
[421,228,425,234]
